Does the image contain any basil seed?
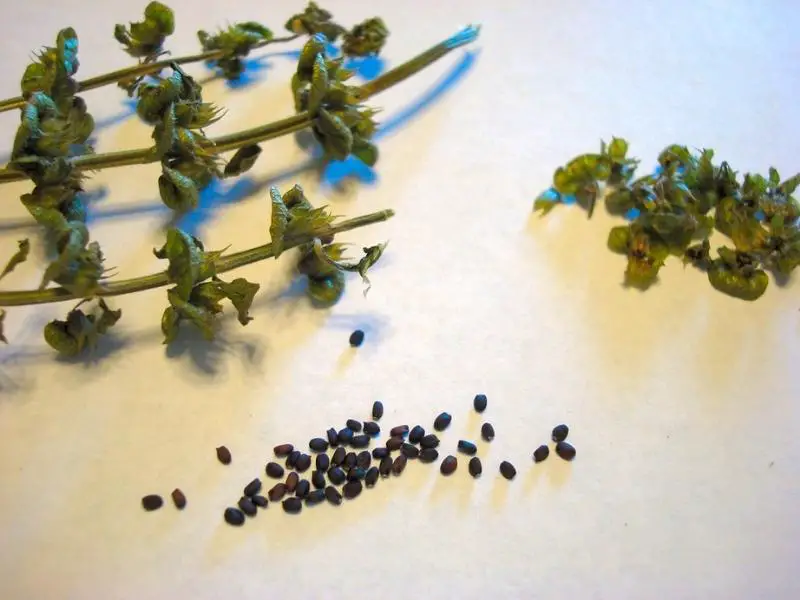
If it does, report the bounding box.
[420,434,440,449]
[170,488,186,510]
[433,412,452,431]
[285,472,299,493]
[325,485,343,506]
[295,454,312,472]
[224,507,245,525]
[552,424,569,443]
[473,394,488,413]
[365,466,379,487]
[337,428,354,445]
[468,456,482,478]
[273,443,293,457]
[305,489,326,505]
[349,329,365,347]
[142,494,163,511]
[401,443,419,458]
[440,455,458,475]
[386,436,404,451]
[326,428,339,446]
[390,425,409,437]
[327,466,346,485]
[346,419,363,432]
[356,451,372,469]
[481,423,495,442]
[379,455,393,476]
[372,447,389,459]
[363,421,380,436]
[286,450,301,469]
[243,478,262,497]
[499,461,516,480]
[309,438,329,452]
[268,483,287,502]
[555,441,576,461]
[316,453,330,471]
[312,470,326,490]
[282,497,302,514]
[408,425,425,444]
[372,401,384,420]
[332,447,346,466]
[457,440,477,455]
[391,454,407,475]
[533,445,550,463]
[343,480,363,499]
[351,434,371,448]
[215,446,232,465]
[238,496,257,516]
[252,495,268,508]
[419,448,439,463]
[266,462,285,479]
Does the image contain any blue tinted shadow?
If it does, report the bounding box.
[224,56,274,90]
[624,208,640,220]
[321,156,378,189]
[174,178,257,236]
[344,55,385,80]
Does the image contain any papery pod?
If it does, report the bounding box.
[158,166,199,212]
[342,17,389,57]
[307,270,346,307]
[224,145,262,177]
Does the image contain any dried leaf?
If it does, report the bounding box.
[0,309,7,344]
[0,239,31,281]
[224,144,262,177]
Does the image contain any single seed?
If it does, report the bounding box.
[372,447,389,459]
[351,434,371,448]
[372,401,384,420]
[347,467,367,481]
[349,329,365,347]
[273,443,293,457]
[332,447,346,466]
[309,437,329,452]
[325,485,343,505]
[420,434,440,449]
[142,494,163,511]
[295,479,311,499]
[390,425,409,437]
[386,436,404,451]
[305,489,326,505]
[499,461,517,480]
[379,455,393,476]
[356,451,372,469]
[344,452,358,469]
[392,454,407,475]
[252,495,268,508]
[224,507,245,525]
[481,423,495,442]
[266,462,285,479]
[338,428,354,445]
[440,455,458,475]
[552,424,570,443]
[457,440,477,456]
[343,480,363,499]
[216,446,232,465]
[282,497,302,514]
[363,421,380,436]
[243,478,262,497]
[408,425,425,444]
[285,472,299,493]
[295,454,312,472]
[312,470,326,490]
[327,466,346,485]
[286,450,301,469]
[316,453,330,472]
[326,427,339,446]
[268,483,287,502]
[473,393,488,413]
[402,443,419,458]
[555,441,576,461]
[171,488,187,510]
[533,445,550,463]
[419,448,439,463]
[468,456,482,478]
[433,412,452,431]
[365,466,379,487]
[346,419,363,432]
[238,496,257,516]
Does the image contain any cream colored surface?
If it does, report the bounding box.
[1,1,799,598]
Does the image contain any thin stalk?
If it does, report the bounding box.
[0,35,300,113]
[0,208,395,307]
[0,25,480,184]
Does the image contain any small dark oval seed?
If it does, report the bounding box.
[346,419,363,432]
[468,456,482,478]
[481,423,495,442]
[457,440,477,456]
[142,494,163,511]
[365,466,379,487]
[273,443,293,457]
[372,447,389,459]
[238,496,257,516]
[440,455,458,475]
[285,472,299,493]
[337,428,354,444]
[349,329,365,347]
[379,455,393,476]
[402,443,419,458]
[419,448,439,463]
[224,507,245,525]
[347,467,367,481]
[408,425,425,444]
[295,454,312,472]
[325,485,343,505]
[420,434,440,449]
[268,483,287,502]
[343,480,363,499]
[433,412,452,431]
[552,424,569,443]
[282,497,302,514]
[386,436,404,451]
[332,447,346,466]
[390,425,409,437]
[344,452,357,469]
[171,488,187,509]
[295,479,310,498]
[266,462,285,479]
[363,421,380,436]
[351,434,370,448]
[216,446,232,465]
[555,441,576,461]
[305,489,326,505]
[533,445,550,463]
[309,438,329,452]
[327,466,346,485]
[316,453,330,471]
[392,454,407,475]
[499,461,516,480]
[252,495,268,508]
[286,450,301,469]
[312,470,326,489]
[243,478,262,497]
[326,427,339,446]
[372,401,384,420]
[356,451,372,469]
[473,393,488,413]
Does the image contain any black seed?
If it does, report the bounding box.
[349,329,365,347]
[216,446,232,465]
[499,461,517,480]
[343,480,363,499]
[351,434,370,448]
[481,423,495,442]
[243,478,262,497]
[286,450,301,469]
[433,412,452,431]
[252,495,268,508]
[344,452,357,469]
[408,425,425,444]
[266,462,285,479]
[457,440,477,456]
[401,443,419,458]
[473,393,488,413]
[309,437,329,452]
[468,456,482,478]
[420,434,440,449]
[363,421,380,436]
[305,489,326,505]
[365,466,379,487]
[142,494,163,511]
[392,454,407,475]
[273,443,293,457]
[327,466,346,485]
[224,507,245,525]
[346,419,363,432]
[390,425,409,437]
[337,428,354,445]
[238,496,257,516]
[325,485,343,505]
[372,401,384,420]
[533,445,550,463]
[285,472,299,493]
[347,467,367,481]
[372,447,389,459]
[356,451,372,469]
[282,497,302,514]
[316,453,330,472]
[419,448,439,463]
[295,454,312,472]
[379,455,393,476]
[440,455,458,475]
[555,441,576,461]
[312,470,326,489]
[326,428,339,446]
[295,479,310,499]
[386,436,404,451]
[268,483,286,502]
[552,424,570,443]
[332,447,346,466]
[171,488,187,509]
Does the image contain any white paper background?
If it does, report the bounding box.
[1,1,799,598]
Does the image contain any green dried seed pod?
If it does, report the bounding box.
[43,321,81,356]
[306,271,345,307]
